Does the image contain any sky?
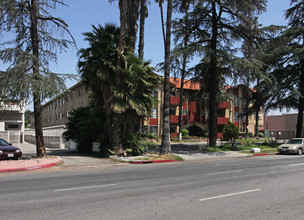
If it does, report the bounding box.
[27,0,292,112]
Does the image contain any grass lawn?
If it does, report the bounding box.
[134,154,184,161]
[239,148,278,154]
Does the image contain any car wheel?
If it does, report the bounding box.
[298,148,303,155]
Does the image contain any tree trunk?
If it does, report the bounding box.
[254,77,260,136]
[160,0,172,154]
[127,0,140,50]
[208,2,218,148]
[138,0,146,59]
[30,0,47,158]
[245,80,250,138]
[178,5,189,142]
[114,0,128,155]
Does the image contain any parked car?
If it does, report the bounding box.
[277,138,304,155]
[0,138,22,160]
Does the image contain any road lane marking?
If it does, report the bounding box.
[199,189,261,202]
[54,184,116,192]
[289,163,304,167]
[206,170,243,175]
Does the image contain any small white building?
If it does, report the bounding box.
[0,99,25,143]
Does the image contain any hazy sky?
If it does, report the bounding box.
[26,0,291,112]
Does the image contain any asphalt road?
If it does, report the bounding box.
[1,154,304,220]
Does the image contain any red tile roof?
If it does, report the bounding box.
[169,78,200,90]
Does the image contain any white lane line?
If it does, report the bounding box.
[54,184,116,192]
[289,163,304,167]
[206,170,243,175]
[199,189,261,202]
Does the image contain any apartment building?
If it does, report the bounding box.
[32,77,263,140]
[143,79,264,139]
[30,82,89,128]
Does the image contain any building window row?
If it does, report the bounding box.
[44,112,69,123]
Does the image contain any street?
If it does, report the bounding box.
[1,155,304,220]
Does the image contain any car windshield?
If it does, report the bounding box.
[286,139,303,144]
[0,139,10,146]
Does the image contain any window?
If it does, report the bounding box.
[151,108,157,118]
[170,126,177,133]
[182,91,188,97]
[183,109,187,115]
[8,124,19,129]
[78,89,81,96]
[242,97,247,107]
[65,96,68,102]
[234,96,239,107]
[170,91,176,97]
[149,126,158,136]
[151,90,158,98]
[169,108,176,115]
[242,115,246,122]
[234,112,239,122]
[71,93,74,100]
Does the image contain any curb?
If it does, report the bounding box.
[129,160,178,164]
[0,156,63,173]
[253,153,276,156]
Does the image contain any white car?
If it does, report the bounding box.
[277,138,304,155]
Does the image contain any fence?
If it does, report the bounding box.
[24,126,67,149]
[0,131,23,144]
[268,130,295,140]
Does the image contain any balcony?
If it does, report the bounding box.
[170,115,179,124]
[170,96,180,106]
[170,133,178,139]
[217,101,229,109]
[217,117,229,125]
[217,133,223,139]
[149,118,158,126]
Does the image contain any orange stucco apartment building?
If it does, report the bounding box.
[145,78,264,139]
[31,78,264,140]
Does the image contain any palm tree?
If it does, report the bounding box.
[138,0,148,59]
[155,0,173,154]
[78,24,159,156]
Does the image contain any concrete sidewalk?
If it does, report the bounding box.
[0,157,63,173]
[0,142,63,173]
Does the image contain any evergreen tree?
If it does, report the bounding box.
[189,0,267,147]
[266,0,304,137]
[0,0,75,157]
[171,0,195,141]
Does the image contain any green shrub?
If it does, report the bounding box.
[223,122,239,140]
[258,132,264,138]
[181,129,189,138]
[239,132,253,138]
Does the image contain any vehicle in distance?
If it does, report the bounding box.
[277,138,304,155]
[0,138,22,160]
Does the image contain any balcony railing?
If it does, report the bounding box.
[170,115,179,124]
[149,118,158,126]
[217,117,229,125]
[217,133,223,139]
[170,133,178,139]
[170,96,180,106]
[217,101,229,109]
